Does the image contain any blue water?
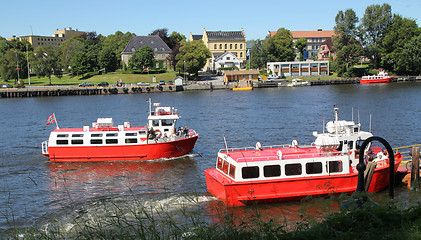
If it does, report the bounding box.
[1,82,421,229]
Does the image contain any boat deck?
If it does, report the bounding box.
[224,146,341,163]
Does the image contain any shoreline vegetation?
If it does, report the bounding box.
[3,192,421,239]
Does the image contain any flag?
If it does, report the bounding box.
[142,67,149,72]
[46,113,56,125]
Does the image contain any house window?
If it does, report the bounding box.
[230,44,232,49]
[235,44,237,49]
[225,44,227,49]
[226,57,230,60]
[240,44,243,49]
[219,44,222,49]
[240,52,243,58]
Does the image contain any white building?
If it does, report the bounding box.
[211,52,242,71]
[267,61,329,77]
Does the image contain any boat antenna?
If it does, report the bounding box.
[352,107,354,122]
[369,114,372,133]
[358,110,360,125]
[322,116,325,134]
[223,134,229,154]
[148,98,152,116]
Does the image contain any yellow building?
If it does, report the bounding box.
[8,27,85,48]
[189,28,247,71]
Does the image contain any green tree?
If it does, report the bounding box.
[167,32,186,70]
[71,51,90,76]
[294,38,308,61]
[401,34,421,75]
[263,28,295,63]
[32,46,62,85]
[169,31,186,49]
[0,37,11,57]
[0,49,27,83]
[360,3,393,68]
[98,46,119,72]
[249,40,265,69]
[101,31,132,62]
[381,15,420,74]
[175,40,211,75]
[128,46,155,70]
[150,28,171,48]
[58,37,85,70]
[332,9,363,76]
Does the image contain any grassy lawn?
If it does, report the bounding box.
[6,71,185,86]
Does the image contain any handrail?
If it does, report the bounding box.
[219,144,292,153]
[393,144,421,152]
[235,151,345,162]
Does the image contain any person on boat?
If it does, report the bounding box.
[183,126,188,137]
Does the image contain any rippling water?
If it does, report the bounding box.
[1,82,421,229]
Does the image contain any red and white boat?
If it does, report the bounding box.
[42,99,199,162]
[205,108,402,206]
[360,70,393,84]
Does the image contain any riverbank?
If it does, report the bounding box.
[1,75,420,98]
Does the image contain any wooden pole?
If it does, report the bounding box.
[411,147,420,190]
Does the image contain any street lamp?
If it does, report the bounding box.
[184,60,186,84]
[15,51,20,85]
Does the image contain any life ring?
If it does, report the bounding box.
[154,129,162,138]
[146,87,150,92]
[188,129,195,136]
[169,86,172,90]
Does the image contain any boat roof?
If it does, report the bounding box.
[223,146,337,163]
[52,126,147,132]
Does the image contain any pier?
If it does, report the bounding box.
[1,76,421,98]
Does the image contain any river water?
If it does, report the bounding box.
[1,82,421,230]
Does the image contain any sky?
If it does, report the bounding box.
[1,0,420,41]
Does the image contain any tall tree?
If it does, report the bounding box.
[128,46,155,70]
[360,3,393,68]
[332,9,363,76]
[381,15,420,74]
[175,40,211,75]
[0,49,27,83]
[263,28,295,63]
[294,38,308,61]
[249,39,265,69]
[401,34,421,75]
[169,31,186,49]
[98,46,119,72]
[58,37,85,70]
[32,46,62,85]
[167,31,186,69]
[0,37,11,57]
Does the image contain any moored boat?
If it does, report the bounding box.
[360,70,393,84]
[42,99,199,162]
[204,108,401,206]
[232,86,253,91]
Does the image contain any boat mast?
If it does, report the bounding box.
[148,98,152,116]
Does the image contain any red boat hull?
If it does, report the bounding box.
[205,156,401,207]
[360,77,392,84]
[46,135,198,162]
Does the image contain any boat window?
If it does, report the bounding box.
[125,132,137,136]
[229,165,236,178]
[106,133,118,137]
[71,139,83,144]
[106,139,118,144]
[161,119,173,126]
[264,165,281,177]
[328,160,343,173]
[152,120,160,126]
[306,162,323,174]
[125,138,138,143]
[222,161,229,174]
[90,139,102,144]
[285,163,302,176]
[56,140,68,145]
[217,157,223,170]
[57,134,68,138]
[91,134,102,137]
[72,134,84,138]
[139,131,146,135]
[354,127,358,133]
[242,166,259,179]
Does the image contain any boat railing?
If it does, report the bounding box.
[219,144,291,153]
[235,151,344,162]
[42,140,49,154]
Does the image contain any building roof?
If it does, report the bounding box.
[321,38,334,51]
[214,51,239,61]
[191,35,203,41]
[269,30,335,39]
[224,70,260,76]
[207,31,245,41]
[122,35,171,54]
